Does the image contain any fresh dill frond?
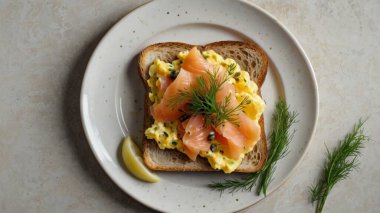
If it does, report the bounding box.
[168,67,247,127]
[208,172,260,193]
[228,63,237,75]
[257,100,298,195]
[218,95,250,127]
[208,99,298,196]
[310,119,369,213]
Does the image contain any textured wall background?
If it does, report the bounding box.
[0,0,379,212]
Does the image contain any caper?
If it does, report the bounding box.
[207,131,215,141]
[210,143,217,152]
[170,69,179,79]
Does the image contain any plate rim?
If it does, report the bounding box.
[80,0,319,211]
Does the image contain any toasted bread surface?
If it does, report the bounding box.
[139,41,268,172]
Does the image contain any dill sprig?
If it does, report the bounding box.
[310,119,369,213]
[228,63,237,75]
[208,99,298,196]
[257,99,298,195]
[168,64,248,127]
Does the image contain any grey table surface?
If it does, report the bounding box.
[1,0,379,212]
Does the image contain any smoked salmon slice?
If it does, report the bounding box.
[152,69,194,121]
[158,75,172,93]
[182,47,212,74]
[152,47,210,122]
[237,112,261,150]
[182,115,211,161]
[215,81,238,105]
[214,76,261,159]
[215,121,246,160]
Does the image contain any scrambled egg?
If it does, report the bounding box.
[145,50,265,173]
[147,59,173,103]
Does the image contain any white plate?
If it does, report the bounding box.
[80,0,318,212]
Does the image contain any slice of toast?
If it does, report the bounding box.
[138,41,268,172]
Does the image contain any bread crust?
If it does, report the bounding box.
[139,41,268,172]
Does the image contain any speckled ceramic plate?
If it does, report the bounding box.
[80,0,318,212]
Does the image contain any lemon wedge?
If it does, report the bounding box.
[122,136,160,183]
